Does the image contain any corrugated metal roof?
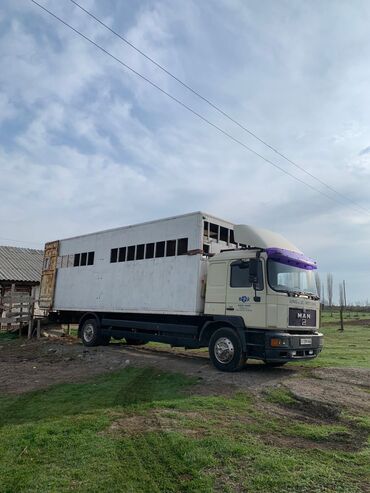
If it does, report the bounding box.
[0,246,43,283]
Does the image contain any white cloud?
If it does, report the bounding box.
[1,0,370,302]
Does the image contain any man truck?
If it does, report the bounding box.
[39,212,323,371]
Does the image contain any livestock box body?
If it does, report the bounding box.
[42,212,235,315]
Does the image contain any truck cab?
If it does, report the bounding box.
[204,225,323,366]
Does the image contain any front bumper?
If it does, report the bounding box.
[264,331,323,362]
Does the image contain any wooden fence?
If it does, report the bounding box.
[0,284,36,338]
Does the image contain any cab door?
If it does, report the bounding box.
[225,259,266,328]
[204,261,228,315]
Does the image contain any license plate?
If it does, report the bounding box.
[300,337,312,345]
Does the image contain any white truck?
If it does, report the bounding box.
[39,212,323,371]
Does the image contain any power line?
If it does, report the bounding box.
[30,0,368,216]
[69,0,370,216]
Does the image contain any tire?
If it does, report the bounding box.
[263,361,287,367]
[208,327,246,372]
[125,338,147,346]
[80,318,110,346]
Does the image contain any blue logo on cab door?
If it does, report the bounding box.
[239,296,250,303]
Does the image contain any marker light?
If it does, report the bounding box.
[270,338,287,347]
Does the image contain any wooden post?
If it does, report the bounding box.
[343,280,347,310]
[0,286,3,321]
[27,316,32,339]
[339,306,344,332]
[37,319,41,339]
[19,297,24,337]
[27,290,35,340]
[9,284,15,335]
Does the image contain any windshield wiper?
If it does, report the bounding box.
[284,290,299,297]
[274,287,318,299]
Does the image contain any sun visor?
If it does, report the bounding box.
[233,225,302,253]
[266,248,317,270]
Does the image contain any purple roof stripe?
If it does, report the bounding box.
[266,247,317,270]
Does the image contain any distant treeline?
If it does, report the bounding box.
[322,305,370,313]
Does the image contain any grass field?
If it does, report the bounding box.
[0,314,369,492]
[0,367,369,493]
[300,324,370,368]
[316,309,370,368]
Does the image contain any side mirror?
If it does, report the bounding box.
[249,258,261,302]
[249,258,259,285]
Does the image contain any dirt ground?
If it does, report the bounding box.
[1,334,369,418]
[0,336,293,395]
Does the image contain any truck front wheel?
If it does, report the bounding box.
[209,328,246,372]
[81,318,110,346]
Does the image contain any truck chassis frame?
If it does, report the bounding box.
[50,310,323,371]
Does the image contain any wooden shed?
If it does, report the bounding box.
[0,245,43,301]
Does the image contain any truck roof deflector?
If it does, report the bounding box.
[234,225,317,270]
[266,247,317,270]
[234,225,302,252]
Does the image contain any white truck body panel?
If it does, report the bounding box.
[52,212,235,315]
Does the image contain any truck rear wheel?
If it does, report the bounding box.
[209,328,246,372]
[81,318,110,346]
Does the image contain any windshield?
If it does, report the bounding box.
[267,259,318,296]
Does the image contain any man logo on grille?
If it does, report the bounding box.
[297,312,311,319]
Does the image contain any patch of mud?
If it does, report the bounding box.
[312,367,370,389]
[0,339,134,394]
[284,376,370,415]
[257,390,340,425]
[206,466,245,493]
[106,409,207,437]
[260,430,361,452]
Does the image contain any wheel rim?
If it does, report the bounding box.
[214,337,235,364]
[83,323,95,342]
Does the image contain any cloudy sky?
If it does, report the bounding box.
[1,0,370,302]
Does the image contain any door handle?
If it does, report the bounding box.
[226,307,234,311]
